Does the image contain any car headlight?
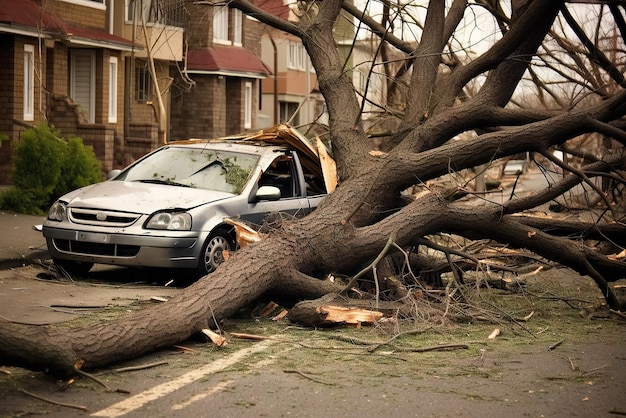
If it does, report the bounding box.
[145,212,192,230]
[47,201,68,221]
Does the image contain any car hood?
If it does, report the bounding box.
[60,180,235,214]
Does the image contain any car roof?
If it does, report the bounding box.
[166,139,287,157]
[169,124,337,193]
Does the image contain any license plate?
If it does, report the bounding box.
[76,231,110,243]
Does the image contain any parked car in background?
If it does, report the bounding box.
[43,125,336,277]
[503,159,528,176]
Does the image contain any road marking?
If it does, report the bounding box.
[171,379,235,410]
[91,340,273,417]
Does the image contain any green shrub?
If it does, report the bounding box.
[0,123,102,215]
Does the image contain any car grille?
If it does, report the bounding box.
[69,208,141,227]
[53,239,140,257]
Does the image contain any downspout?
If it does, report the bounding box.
[269,33,278,125]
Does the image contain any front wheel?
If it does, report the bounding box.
[197,234,232,276]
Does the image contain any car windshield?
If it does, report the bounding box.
[116,146,260,194]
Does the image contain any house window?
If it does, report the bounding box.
[244,82,252,129]
[136,66,152,103]
[279,101,299,125]
[70,50,96,123]
[287,41,307,70]
[127,0,162,23]
[233,8,243,46]
[288,42,298,69]
[213,6,229,43]
[108,57,118,123]
[23,44,34,121]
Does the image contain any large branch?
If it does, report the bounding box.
[404,0,446,124]
[231,0,302,37]
[442,0,563,108]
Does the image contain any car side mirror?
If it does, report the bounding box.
[108,169,122,180]
[254,185,281,201]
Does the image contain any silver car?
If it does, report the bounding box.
[43,128,331,276]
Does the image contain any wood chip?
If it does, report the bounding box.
[487,328,501,340]
[202,329,228,347]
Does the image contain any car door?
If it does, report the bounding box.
[241,153,313,226]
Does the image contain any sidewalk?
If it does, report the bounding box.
[0,210,48,267]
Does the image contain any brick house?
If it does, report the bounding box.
[168,2,271,139]
[257,0,324,129]
[0,0,325,185]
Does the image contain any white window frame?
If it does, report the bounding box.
[213,6,229,44]
[108,57,118,123]
[244,82,252,129]
[23,44,35,121]
[233,8,243,46]
[288,42,307,70]
[287,42,298,69]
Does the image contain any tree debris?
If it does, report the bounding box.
[18,387,88,412]
[202,329,228,347]
[487,328,501,340]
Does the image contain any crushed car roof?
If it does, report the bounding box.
[171,124,337,193]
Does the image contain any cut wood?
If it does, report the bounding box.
[224,218,263,248]
[201,329,228,347]
[316,305,383,325]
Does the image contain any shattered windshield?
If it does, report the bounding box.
[116,147,259,194]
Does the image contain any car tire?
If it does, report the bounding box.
[53,259,94,275]
[197,233,232,276]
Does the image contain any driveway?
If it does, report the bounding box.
[0,211,180,325]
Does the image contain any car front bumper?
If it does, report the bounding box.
[43,226,203,269]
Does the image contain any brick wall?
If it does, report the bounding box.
[186,2,212,50]
[46,1,106,28]
[170,76,224,140]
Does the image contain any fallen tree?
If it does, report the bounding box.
[1,0,625,376]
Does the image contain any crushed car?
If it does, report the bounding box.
[42,125,336,276]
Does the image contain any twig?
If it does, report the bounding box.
[579,364,608,377]
[295,341,408,361]
[283,369,334,385]
[74,368,130,394]
[397,343,469,353]
[112,361,169,374]
[18,387,88,411]
[548,340,564,351]
[340,231,398,296]
[609,309,626,320]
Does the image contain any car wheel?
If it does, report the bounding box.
[53,259,94,275]
[198,233,232,275]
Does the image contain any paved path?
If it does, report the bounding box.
[0,210,47,266]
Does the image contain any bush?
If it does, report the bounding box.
[0,123,102,215]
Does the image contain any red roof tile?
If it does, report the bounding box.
[252,0,291,21]
[187,46,271,77]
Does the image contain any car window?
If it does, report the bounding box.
[117,147,259,194]
[259,155,296,198]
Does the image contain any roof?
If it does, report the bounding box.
[186,46,271,79]
[0,0,136,51]
[171,125,337,193]
[252,0,291,21]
